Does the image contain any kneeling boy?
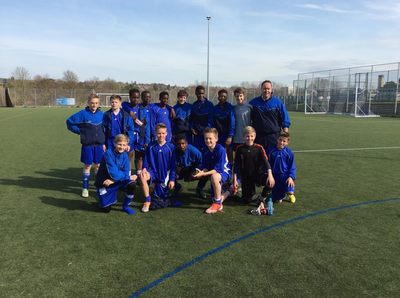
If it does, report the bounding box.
[140,123,179,212]
[266,131,296,203]
[94,134,138,214]
[233,126,275,205]
[193,128,231,213]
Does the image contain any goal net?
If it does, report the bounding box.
[305,73,379,117]
[97,93,129,107]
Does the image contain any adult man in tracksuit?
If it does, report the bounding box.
[249,80,291,150]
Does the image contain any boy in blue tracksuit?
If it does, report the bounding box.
[95,134,138,214]
[103,95,135,151]
[121,89,150,175]
[150,91,174,143]
[173,134,206,196]
[172,89,192,144]
[213,89,235,170]
[190,85,214,151]
[193,128,232,214]
[249,80,291,150]
[266,131,296,203]
[140,123,179,212]
[67,93,105,198]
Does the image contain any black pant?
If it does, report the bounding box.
[242,171,271,199]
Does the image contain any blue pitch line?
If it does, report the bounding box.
[128,198,400,298]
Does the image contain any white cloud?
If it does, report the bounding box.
[296,4,350,13]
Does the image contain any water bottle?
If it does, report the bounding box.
[267,198,273,215]
[236,187,242,198]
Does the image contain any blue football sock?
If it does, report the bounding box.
[122,194,135,215]
[82,172,90,190]
[145,195,151,203]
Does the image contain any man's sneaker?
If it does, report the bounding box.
[196,187,207,199]
[81,189,89,198]
[141,202,151,213]
[250,201,265,215]
[205,203,223,214]
[286,194,296,203]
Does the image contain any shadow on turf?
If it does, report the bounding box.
[39,196,99,212]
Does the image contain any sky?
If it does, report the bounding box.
[1,0,400,87]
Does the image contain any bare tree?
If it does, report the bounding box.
[62,70,79,92]
[11,66,32,105]
[85,76,101,92]
[102,77,119,92]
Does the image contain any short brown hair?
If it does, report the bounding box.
[177,90,188,98]
[233,87,245,95]
[279,131,290,139]
[110,95,121,101]
[243,126,256,136]
[203,127,218,137]
[87,93,99,102]
[114,134,129,144]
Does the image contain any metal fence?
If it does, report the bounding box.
[2,85,399,117]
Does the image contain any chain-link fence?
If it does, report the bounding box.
[2,87,399,117]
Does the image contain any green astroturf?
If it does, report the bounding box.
[0,108,399,298]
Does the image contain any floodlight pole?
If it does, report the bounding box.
[206,16,211,99]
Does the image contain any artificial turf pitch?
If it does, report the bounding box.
[0,108,399,298]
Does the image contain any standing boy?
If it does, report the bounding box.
[190,85,214,151]
[266,131,296,203]
[121,89,150,175]
[193,128,231,214]
[95,134,138,214]
[233,126,275,205]
[232,87,252,150]
[103,95,135,151]
[150,92,174,143]
[249,80,291,150]
[140,123,179,212]
[67,93,105,198]
[172,90,192,144]
[213,89,235,170]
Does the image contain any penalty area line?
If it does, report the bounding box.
[128,197,400,298]
[293,146,400,153]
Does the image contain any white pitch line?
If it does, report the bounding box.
[293,146,400,153]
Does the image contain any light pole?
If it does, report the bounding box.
[206,16,211,99]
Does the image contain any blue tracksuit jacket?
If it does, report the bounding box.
[190,99,214,134]
[103,109,135,148]
[94,148,130,188]
[213,102,235,138]
[249,95,291,135]
[121,102,150,145]
[266,146,296,180]
[66,107,105,146]
[172,102,192,135]
[176,144,202,171]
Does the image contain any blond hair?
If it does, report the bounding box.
[203,127,218,137]
[243,126,256,136]
[87,93,99,102]
[114,134,129,144]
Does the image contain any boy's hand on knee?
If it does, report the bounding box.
[168,181,175,189]
[103,179,114,187]
[286,177,294,188]
[130,174,138,181]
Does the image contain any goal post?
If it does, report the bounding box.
[97,93,130,107]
